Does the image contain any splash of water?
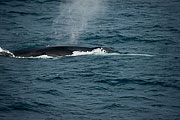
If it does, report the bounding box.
[70,48,107,56]
[15,55,55,59]
[0,47,15,57]
[53,0,102,44]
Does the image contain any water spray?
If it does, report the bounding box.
[53,0,102,44]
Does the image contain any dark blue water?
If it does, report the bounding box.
[0,0,180,120]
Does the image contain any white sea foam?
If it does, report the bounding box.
[15,55,55,59]
[0,47,15,57]
[69,48,107,56]
[0,47,3,52]
[0,47,10,53]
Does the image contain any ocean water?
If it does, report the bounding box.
[0,0,180,120]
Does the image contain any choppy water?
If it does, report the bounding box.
[0,0,180,120]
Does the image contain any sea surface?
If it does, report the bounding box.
[0,0,180,120]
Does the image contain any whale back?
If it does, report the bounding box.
[1,46,130,57]
[12,46,94,57]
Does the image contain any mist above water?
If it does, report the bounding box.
[53,0,103,44]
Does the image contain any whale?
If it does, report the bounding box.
[0,46,129,57]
